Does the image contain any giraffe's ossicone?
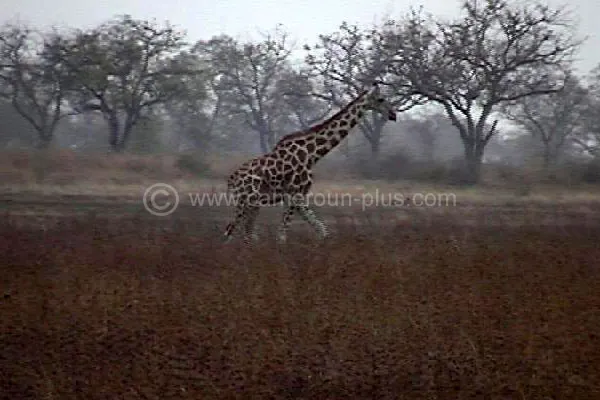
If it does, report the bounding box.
[223,83,397,244]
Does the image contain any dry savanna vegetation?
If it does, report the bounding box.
[2,215,600,399]
[2,151,600,400]
[2,0,600,397]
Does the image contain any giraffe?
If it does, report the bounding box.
[223,83,397,244]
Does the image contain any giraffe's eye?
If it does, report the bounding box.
[377,98,385,103]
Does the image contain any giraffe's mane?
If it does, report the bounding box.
[274,88,371,147]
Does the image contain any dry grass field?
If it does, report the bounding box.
[1,150,600,399]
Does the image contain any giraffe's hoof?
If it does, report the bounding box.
[318,230,330,240]
[317,233,331,243]
[276,234,287,244]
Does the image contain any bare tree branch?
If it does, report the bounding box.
[500,70,588,166]
[0,23,73,147]
[384,0,582,182]
[193,28,299,153]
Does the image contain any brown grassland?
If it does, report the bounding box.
[1,150,600,399]
[2,215,600,399]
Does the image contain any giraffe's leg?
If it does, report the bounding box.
[276,205,295,244]
[294,203,329,240]
[242,205,260,243]
[223,203,247,243]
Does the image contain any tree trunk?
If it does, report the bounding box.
[35,134,53,150]
[361,139,382,179]
[267,130,276,152]
[111,142,126,153]
[463,140,484,185]
[33,125,55,149]
[117,117,137,152]
[258,130,269,154]
[370,139,381,159]
[367,117,385,160]
[108,114,121,152]
[542,145,551,170]
[31,146,52,183]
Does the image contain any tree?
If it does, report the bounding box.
[0,24,73,148]
[400,112,448,162]
[573,65,600,158]
[304,22,420,158]
[501,71,589,168]
[276,67,331,131]
[47,15,193,152]
[161,50,215,151]
[193,27,295,153]
[383,0,581,183]
[0,97,38,148]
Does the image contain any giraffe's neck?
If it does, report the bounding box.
[308,95,369,164]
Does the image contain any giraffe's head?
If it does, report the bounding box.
[363,83,397,121]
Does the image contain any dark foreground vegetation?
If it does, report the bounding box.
[1,214,599,399]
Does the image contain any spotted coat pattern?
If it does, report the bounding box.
[223,83,397,244]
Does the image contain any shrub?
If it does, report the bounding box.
[348,151,471,185]
[582,159,600,183]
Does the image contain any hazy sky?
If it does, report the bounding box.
[4,0,600,72]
